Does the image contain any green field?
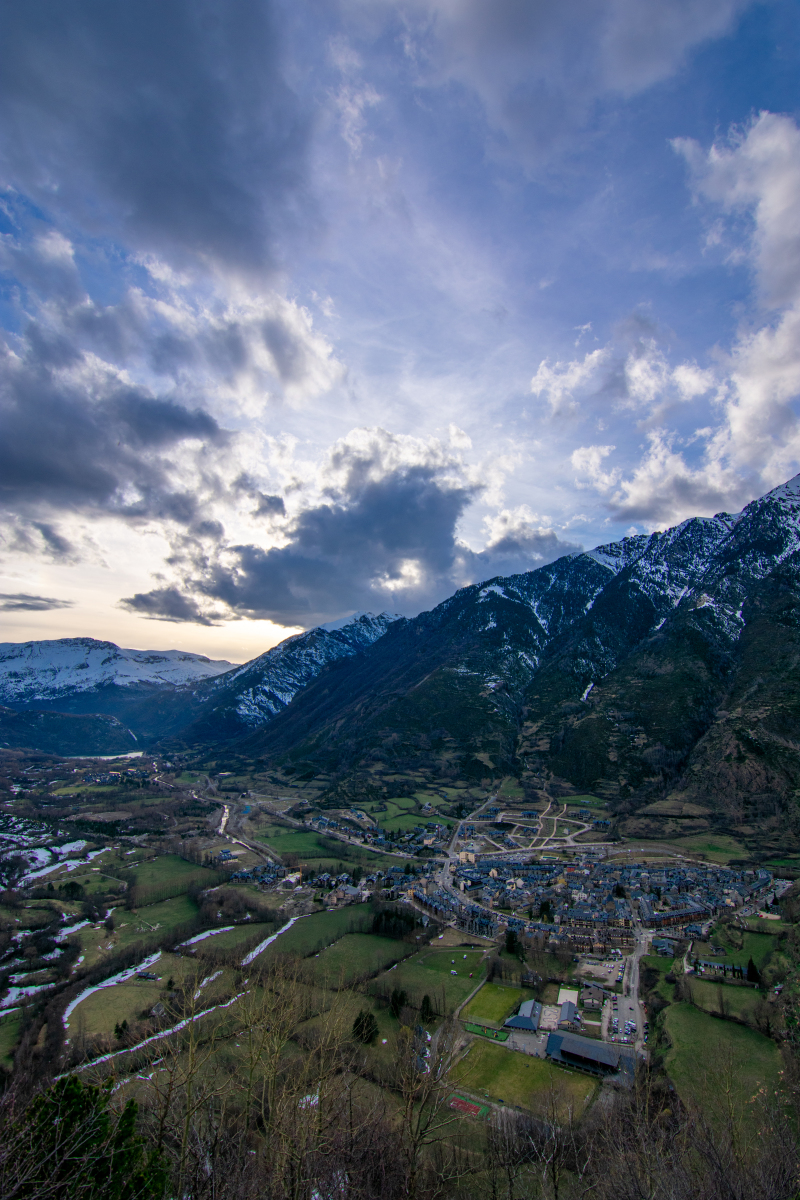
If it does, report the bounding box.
[667,834,748,863]
[66,953,232,1036]
[700,928,776,971]
[308,933,413,985]
[462,983,529,1026]
[0,1013,21,1066]
[261,906,373,959]
[453,1041,595,1113]
[115,894,199,945]
[193,922,274,950]
[127,854,218,892]
[686,979,762,1024]
[664,1003,781,1107]
[370,949,486,1013]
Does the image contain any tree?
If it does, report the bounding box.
[390,988,408,1019]
[0,1076,164,1200]
[420,994,434,1023]
[505,928,519,956]
[746,957,761,984]
[353,1010,378,1044]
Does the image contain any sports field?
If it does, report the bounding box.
[452,1041,595,1112]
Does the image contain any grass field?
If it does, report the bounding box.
[452,1041,595,1113]
[667,834,748,863]
[64,951,221,1035]
[462,983,529,1026]
[127,855,218,892]
[663,1002,781,1108]
[119,894,198,938]
[687,979,761,1024]
[193,922,274,950]
[700,928,776,971]
[370,949,487,1013]
[0,1013,21,1066]
[261,906,373,959]
[308,933,414,985]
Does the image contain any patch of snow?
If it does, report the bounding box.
[241,914,311,965]
[580,683,594,702]
[1,982,57,1008]
[180,926,235,946]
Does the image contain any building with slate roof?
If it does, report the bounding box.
[546,1032,635,1078]
[503,999,542,1031]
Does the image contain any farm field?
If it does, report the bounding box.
[126,854,218,892]
[462,983,530,1026]
[192,921,274,951]
[663,1003,781,1108]
[453,1040,595,1113]
[307,933,413,985]
[64,951,231,1036]
[370,949,487,1013]
[667,834,748,864]
[261,906,373,959]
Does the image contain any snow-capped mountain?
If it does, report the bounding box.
[164,610,402,744]
[0,638,235,704]
[0,614,403,752]
[245,473,800,855]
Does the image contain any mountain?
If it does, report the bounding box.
[0,638,235,704]
[0,614,401,752]
[158,611,402,746]
[0,706,139,756]
[239,475,800,857]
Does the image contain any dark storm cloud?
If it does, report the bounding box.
[119,587,219,626]
[0,0,310,274]
[0,593,74,612]
[0,324,226,524]
[122,442,581,626]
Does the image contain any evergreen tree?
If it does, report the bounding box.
[420,994,434,1023]
[389,987,408,1019]
[352,1009,378,1044]
[746,956,761,984]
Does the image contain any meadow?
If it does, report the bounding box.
[461,982,531,1026]
[663,1002,781,1108]
[453,1040,595,1112]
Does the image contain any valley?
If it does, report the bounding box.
[3,474,800,1195]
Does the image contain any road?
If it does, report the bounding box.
[617,926,649,1053]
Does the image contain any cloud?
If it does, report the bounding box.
[0,0,310,275]
[674,111,800,308]
[119,587,222,626]
[0,321,227,527]
[0,592,74,612]
[397,0,752,165]
[122,427,579,626]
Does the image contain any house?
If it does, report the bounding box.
[557,1000,581,1031]
[580,984,604,1011]
[503,999,542,1032]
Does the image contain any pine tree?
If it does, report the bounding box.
[420,994,433,1023]
[352,1009,378,1044]
[746,956,761,984]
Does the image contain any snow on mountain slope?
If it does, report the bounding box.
[172,611,403,740]
[0,638,236,704]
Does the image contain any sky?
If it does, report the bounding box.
[2,0,800,663]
